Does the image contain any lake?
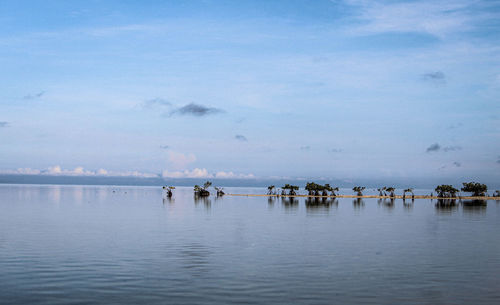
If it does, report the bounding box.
[1,184,499,304]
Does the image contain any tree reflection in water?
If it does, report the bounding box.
[378,198,394,210]
[462,200,487,214]
[268,196,275,210]
[305,197,338,212]
[435,198,459,214]
[352,198,365,209]
[402,198,414,211]
[194,195,211,210]
[162,196,174,205]
[281,196,299,211]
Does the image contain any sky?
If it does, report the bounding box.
[0,0,499,185]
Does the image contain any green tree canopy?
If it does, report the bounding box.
[283,184,299,191]
[267,185,275,195]
[194,183,210,196]
[461,182,487,196]
[203,181,212,190]
[353,186,365,196]
[305,182,322,195]
[435,185,459,198]
[385,187,395,197]
[283,184,299,195]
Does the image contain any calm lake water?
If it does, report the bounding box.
[1,184,499,305]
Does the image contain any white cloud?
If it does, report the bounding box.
[85,24,164,37]
[47,165,62,174]
[215,171,236,178]
[111,170,158,178]
[1,165,254,179]
[162,168,255,179]
[215,171,255,179]
[13,168,41,175]
[73,166,85,174]
[167,151,197,169]
[0,166,158,178]
[162,168,211,178]
[45,166,95,176]
[97,168,108,175]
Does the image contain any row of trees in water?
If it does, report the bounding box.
[267,181,499,198]
[193,181,225,197]
[164,181,225,197]
[434,182,493,197]
[161,181,499,198]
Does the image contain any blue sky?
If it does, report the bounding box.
[0,0,499,183]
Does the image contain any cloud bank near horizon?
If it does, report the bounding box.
[162,168,255,179]
[0,166,158,178]
[0,166,256,180]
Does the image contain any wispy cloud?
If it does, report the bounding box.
[23,91,45,100]
[426,143,441,152]
[142,97,171,108]
[344,0,475,38]
[328,148,343,153]
[0,121,9,128]
[443,145,462,152]
[426,143,462,153]
[447,122,463,129]
[170,103,224,117]
[423,71,445,80]
[84,23,168,37]
[167,151,196,170]
[422,71,446,84]
[144,100,224,118]
[235,135,247,142]
[312,56,329,63]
